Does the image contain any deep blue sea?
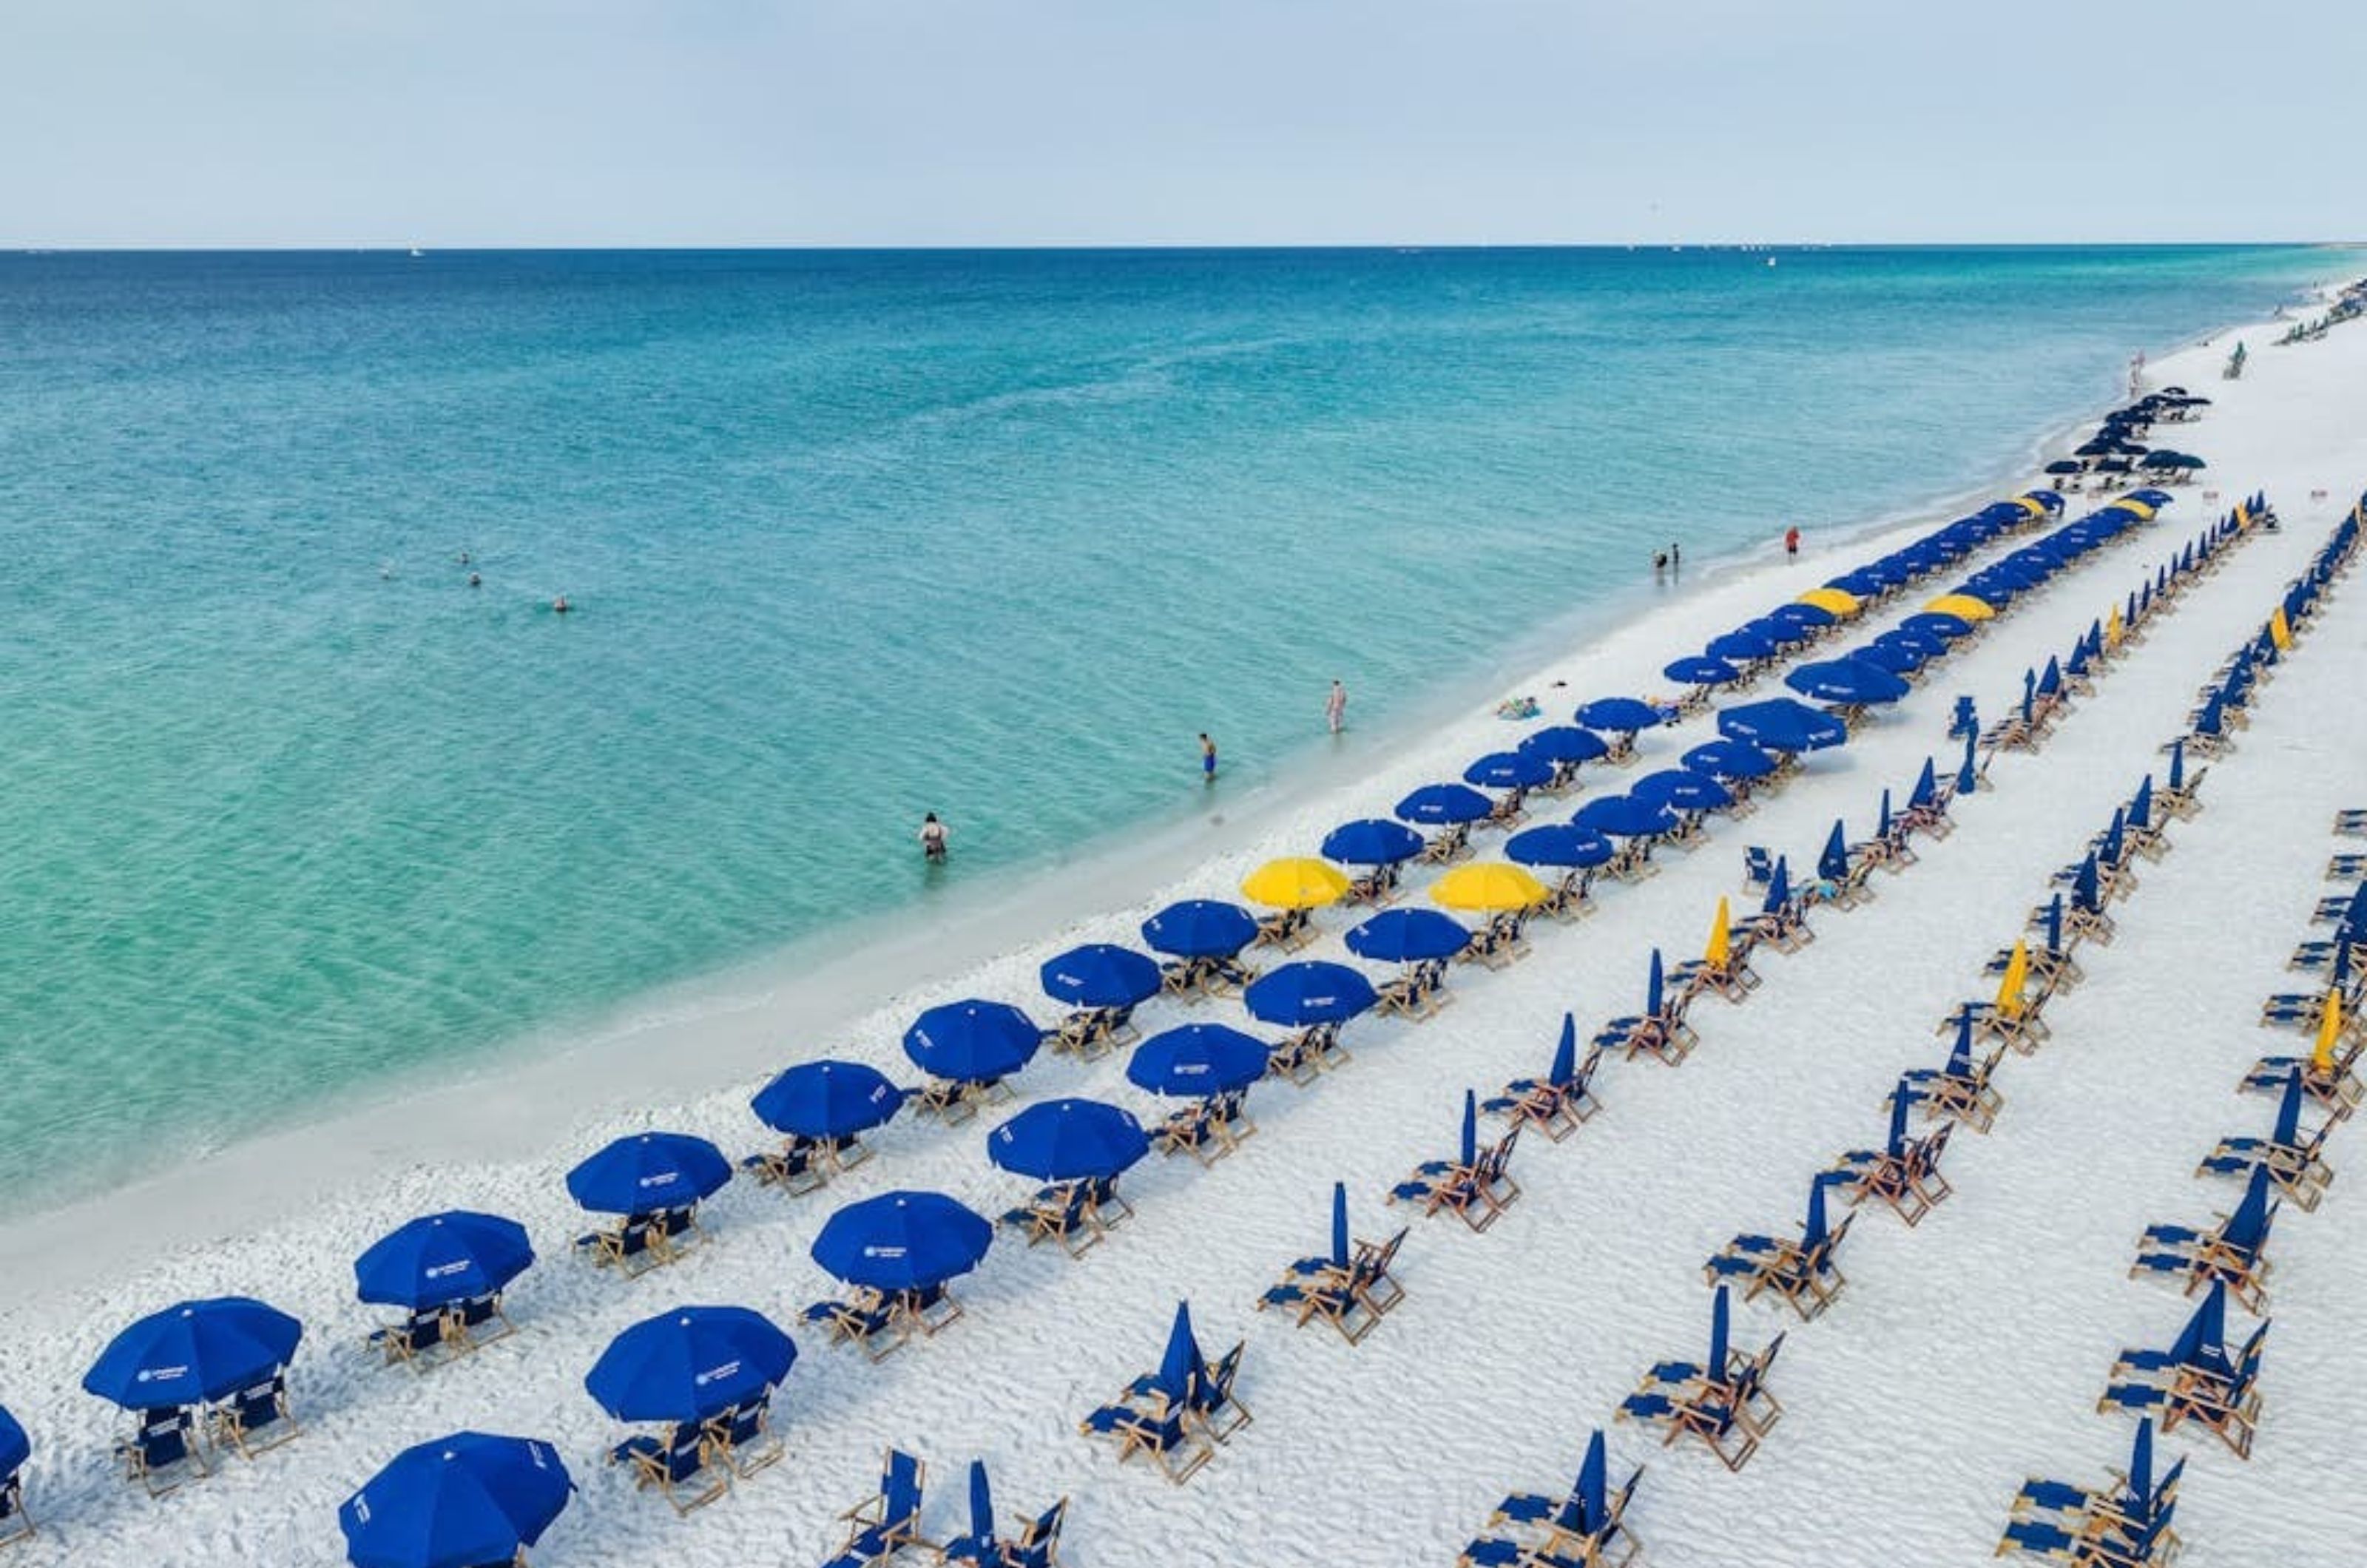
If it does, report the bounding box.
[0,245,2336,1199]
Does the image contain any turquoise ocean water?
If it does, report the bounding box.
[0,245,2336,1203]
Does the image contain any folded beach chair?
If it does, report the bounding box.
[612,1420,729,1515]
[116,1407,209,1497]
[825,1450,932,1567]
[208,1373,299,1460]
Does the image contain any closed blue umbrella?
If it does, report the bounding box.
[1576,697,1664,734]
[1040,944,1161,1010]
[1127,1024,1271,1097]
[1505,823,1615,868]
[1244,962,1377,1027]
[1157,1302,1210,1404]
[752,1061,907,1140]
[1785,658,1911,706]
[987,1098,1149,1182]
[565,1132,732,1217]
[902,1001,1043,1084]
[1956,731,1979,797]
[0,1406,29,1480]
[1548,1015,1578,1086]
[1518,726,1611,765]
[1630,768,1732,812]
[1329,1181,1351,1269]
[1458,1089,1479,1166]
[1663,655,1741,686]
[584,1307,797,1424]
[1818,821,1849,883]
[1709,1285,1732,1376]
[1345,908,1472,963]
[1877,788,1893,838]
[1718,697,1848,753]
[1646,949,1666,1016]
[1320,818,1425,866]
[355,1212,536,1313]
[1141,899,1260,959]
[1573,794,1680,839]
[1909,758,1939,811]
[811,1191,993,1292]
[340,1432,575,1568]
[1681,739,1778,780]
[1465,751,1554,791]
[1395,782,1494,825]
[1762,856,1791,914]
[84,1297,305,1409]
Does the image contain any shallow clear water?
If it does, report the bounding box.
[0,244,2333,1197]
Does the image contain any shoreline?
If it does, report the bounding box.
[0,277,2337,1311]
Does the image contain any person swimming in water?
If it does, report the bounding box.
[919,812,949,861]
[553,595,571,613]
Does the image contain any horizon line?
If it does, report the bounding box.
[6,238,2363,256]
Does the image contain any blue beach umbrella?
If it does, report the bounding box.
[902,1001,1043,1084]
[2271,1069,2306,1149]
[1706,627,1778,662]
[1519,726,1611,766]
[1883,1082,1912,1159]
[752,1060,907,1141]
[354,1212,536,1313]
[1505,822,1615,869]
[1663,655,1741,686]
[2222,1169,2275,1255]
[1330,1181,1351,1269]
[811,1191,993,1292]
[0,1407,28,1481]
[565,1132,731,1217]
[2040,893,2063,955]
[1718,698,1848,753]
[987,1098,1149,1183]
[965,1461,996,1551]
[1465,751,1555,791]
[1141,899,1260,959]
[1244,962,1378,1027]
[1549,1014,1578,1087]
[1785,658,1910,706]
[1040,944,1161,1010]
[1709,1285,1732,1375]
[1575,697,1665,734]
[1762,856,1791,914]
[1818,821,1849,883]
[1769,602,1836,632]
[1956,731,1979,797]
[1127,1024,1271,1098]
[1803,1177,1831,1251]
[1395,782,1495,825]
[1573,794,1681,839]
[1459,1089,1479,1166]
[340,1433,575,1568]
[1900,612,1975,641]
[1853,641,1924,677]
[1563,1430,1611,1535]
[1157,1302,1210,1404]
[1909,759,1939,811]
[1682,739,1779,780]
[1645,948,1667,1016]
[2070,854,2101,914]
[1630,768,1733,812]
[1320,818,1426,867]
[584,1307,797,1424]
[1345,908,1472,964]
[84,1297,305,1409]
[2169,1282,2234,1380]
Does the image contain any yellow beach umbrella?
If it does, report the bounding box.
[1796,587,1862,618]
[2105,605,2125,649]
[2114,498,2158,521]
[2313,990,2343,1074]
[2013,496,2047,519]
[1705,896,1732,969]
[1996,939,2030,1021]
[1924,592,1997,624]
[1430,862,1549,913]
[2269,609,2294,652]
[1240,856,1349,910]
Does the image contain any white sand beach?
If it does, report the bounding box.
[7,288,2367,1568]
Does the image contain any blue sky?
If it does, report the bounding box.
[6,1,2360,246]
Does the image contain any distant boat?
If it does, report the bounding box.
[1766,257,1778,268]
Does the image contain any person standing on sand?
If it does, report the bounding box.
[1785,527,1801,560]
[1326,680,1348,734]
[1200,733,1218,781]
[1669,541,1681,571]
[918,812,949,862]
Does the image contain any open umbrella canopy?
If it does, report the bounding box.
[1039,944,1161,1010]
[1922,592,1997,623]
[1795,587,1862,618]
[1717,698,1848,754]
[0,1407,24,1479]
[1394,782,1495,825]
[1463,750,1555,791]
[1898,611,1976,641]
[752,1061,906,1141]
[1430,861,1550,912]
[1852,641,1925,676]
[355,1212,536,1313]
[2044,459,2084,475]
[1127,1024,1271,1098]
[1766,602,1837,634]
[1784,658,1911,706]
[84,1297,305,1409]
[1574,696,1664,734]
[1518,726,1611,765]
[340,1433,575,1568]
[1345,907,1472,963]
[987,1098,1149,1183]
[1140,899,1260,959]
[564,1133,732,1217]
[1662,655,1742,686]
[1705,627,1778,662]
[584,1307,797,1425]
[1243,962,1378,1025]
[1320,818,1426,867]
[811,1190,993,1291]
[1630,768,1732,812]
[902,1001,1044,1084]
[1681,739,1780,780]
[1573,794,1681,838]
[1240,857,1351,909]
[1505,822,1615,869]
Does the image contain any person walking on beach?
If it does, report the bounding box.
[1326,680,1348,734]
[1200,732,1218,781]
[918,811,949,862]
[1669,541,1681,571]
[1784,527,1801,560]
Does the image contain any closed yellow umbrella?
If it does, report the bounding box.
[1796,587,1862,618]
[1240,857,1349,910]
[1923,592,1997,623]
[1430,861,1549,913]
